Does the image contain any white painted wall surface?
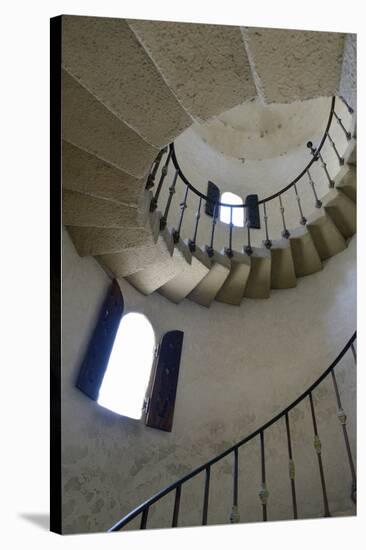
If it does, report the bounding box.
[61,227,356,533]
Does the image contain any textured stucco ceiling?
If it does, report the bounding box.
[191,96,331,161]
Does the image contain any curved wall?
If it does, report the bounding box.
[61,227,356,533]
[156,99,352,250]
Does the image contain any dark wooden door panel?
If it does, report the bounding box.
[146,330,184,432]
[76,279,124,400]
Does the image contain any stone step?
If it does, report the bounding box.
[125,237,190,295]
[62,15,191,148]
[66,226,154,257]
[62,140,144,207]
[215,251,251,305]
[270,239,297,289]
[241,27,346,103]
[289,227,323,277]
[62,69,158,178]
[343,138,356,166]
[335,164,356,203]
[244,248,271,299]
[187,249,231,308]
[322,189,356,239]
[96,244,165,278]
[306,208,347,260]
[128,20,256,122]
[62,189,144,228]
[158,244,211,304]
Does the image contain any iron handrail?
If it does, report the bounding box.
[169,96,336,208]
[109,330,356,531]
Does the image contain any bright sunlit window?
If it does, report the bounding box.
[97,313,155,420]
[220,192,244,227]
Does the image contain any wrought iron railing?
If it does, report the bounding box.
[146,95,354,257]
[109,332,356,531]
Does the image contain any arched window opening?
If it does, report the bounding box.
[98,312,155,420]
[220,192,244,227]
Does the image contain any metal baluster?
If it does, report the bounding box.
[172,484,182,527]
[307,141,334,188]
[206,203,218,257]
[173,185,189,243]
[150,148,172,211]
[243,205,253,255]
[308,392,331,517]
[334,111,352,141]
[279,195,290,239]
[294,183,307,226]
[230,448,240,523]
[307,169,322,209]
[202,466,211,525]
[189,196,202,253]
[146,147,167,190]
[327,133,344,165]
[351,343,357,364]
[285,412,298,519]
[140,507,149,529]
[259,431,269,521]
[160,169,179,230]
[263,202,272,249]
[339,96,354,114]
[226,206,234,258]
[330,369,356,503]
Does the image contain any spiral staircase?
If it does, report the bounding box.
[58,16,357,532]
[61,16,356,307]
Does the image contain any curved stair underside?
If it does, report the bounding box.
[61,16,357,307]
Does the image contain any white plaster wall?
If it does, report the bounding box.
[61,227,356,534]
[156,99,352,251]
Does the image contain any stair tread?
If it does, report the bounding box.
[270,239,297,289]
[62,140,144,206]
[63,15,192,148]
[158,245,210,303]
[128,19,256,121]
[306,208,347,260]
[244,247,271,299]
[215,250,251,305]
[187,248,231,307]
[322,188,356,239]
[62,189,143,228]
[289,228,322,277]
[62,69,158,178]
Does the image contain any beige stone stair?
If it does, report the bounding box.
[335,164,356,203]
[65,226,154,257]
[62,15,192,147]
[62,189,145,229]
[158,244,211,304]
[244,248,272,299]
[289,227,323,277]
[125,238,190,295]
[215,251,251,305]
[96,245,164,278]
[128,20,256,122]
[62,140,145,207]
[343,138,356,166]
[270,239,297,289]
[306,209,347,260]
[241,27,346,104]
[322,189,356,239]
[187,249,231,308]
[60,16,357,308]
[62,69,158,178]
